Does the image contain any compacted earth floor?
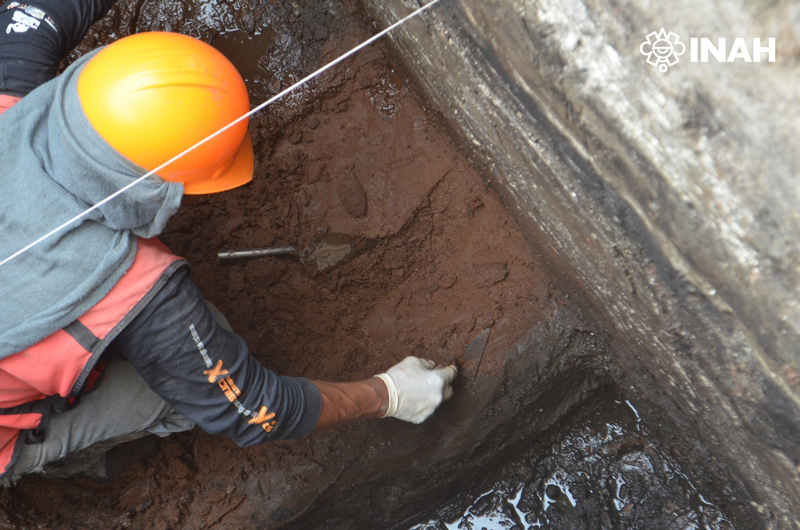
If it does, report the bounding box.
[0,0,554,527]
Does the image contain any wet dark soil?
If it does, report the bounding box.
[409,400,734,530]
[0,0,553,528]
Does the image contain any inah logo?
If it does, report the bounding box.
[640,28,685,73]
[640,28,776,73]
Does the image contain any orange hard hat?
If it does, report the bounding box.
[77,32,253,195]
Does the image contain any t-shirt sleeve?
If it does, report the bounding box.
[104,267,322,446]
[0,0,117,97]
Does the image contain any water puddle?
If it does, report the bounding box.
[409,400,734,529]
[211,28,275,88]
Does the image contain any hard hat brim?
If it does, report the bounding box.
[183,131,254,195]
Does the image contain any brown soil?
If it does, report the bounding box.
[0,0,555,527]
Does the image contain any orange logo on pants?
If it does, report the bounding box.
[204,360,228,383]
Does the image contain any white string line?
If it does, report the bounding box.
[0,0,441,268]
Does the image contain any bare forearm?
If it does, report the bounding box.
[311,378,389,432]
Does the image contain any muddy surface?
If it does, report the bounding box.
[408,400,733,530]
[0,0,553,528]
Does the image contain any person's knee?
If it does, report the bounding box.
[146,411,195,438]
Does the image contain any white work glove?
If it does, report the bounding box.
[374,356,458,424]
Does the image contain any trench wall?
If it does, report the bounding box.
[356,0,800,527]
[290,306,614,529]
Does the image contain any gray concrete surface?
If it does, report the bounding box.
[357,0,800,527]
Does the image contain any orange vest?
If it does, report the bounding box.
[0,94,21,115]
[0,238,182,476]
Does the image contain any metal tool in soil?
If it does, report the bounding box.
[218,233,369,275]
[460,327,491,380]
